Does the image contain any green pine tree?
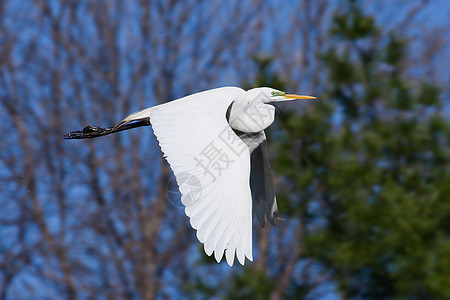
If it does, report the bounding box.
[273,0,450,298]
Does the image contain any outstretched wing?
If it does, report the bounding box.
[149,90,253,266]
[236,131,279,227]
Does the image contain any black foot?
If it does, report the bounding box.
[83,125,109,134]
[64,125,113,139]
[64,119,151,140]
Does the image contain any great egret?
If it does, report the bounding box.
[65,87,316,266]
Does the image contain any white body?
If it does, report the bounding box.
[117,87,311,266]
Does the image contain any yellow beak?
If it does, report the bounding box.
[282,93,317,100]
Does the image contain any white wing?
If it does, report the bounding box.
[148,90,253,266]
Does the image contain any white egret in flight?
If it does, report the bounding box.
[65,87,316,266]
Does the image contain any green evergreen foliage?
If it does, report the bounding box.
[273,1,450,298]
[245,55,288,91]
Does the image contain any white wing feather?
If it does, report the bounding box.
[148,90,253,266]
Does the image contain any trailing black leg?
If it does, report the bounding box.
[64,119,151,140]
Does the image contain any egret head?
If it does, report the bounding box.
[229,87,316,133]
[246,87,316,104]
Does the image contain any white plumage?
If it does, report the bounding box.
[150,90,252,265]
[65,86,316,266]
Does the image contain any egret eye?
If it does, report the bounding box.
[271,91,286,97]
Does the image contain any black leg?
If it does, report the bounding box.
[64,119,151,140]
